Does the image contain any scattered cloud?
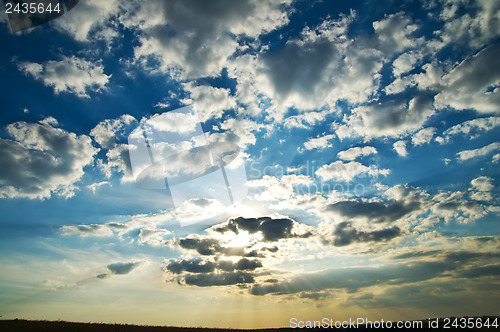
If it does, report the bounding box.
[17,56,110,98]
[321,221,401,247]
[434,44,500,114]
[338,96,435,139]
[61,222,128,237]
[182,84,237,122]
[323,188,425,224]
[337,146,377,161]
[87,181,110,194]
[315,161,390,182]
[393,140,408,156]
[107,261,141,275]
[130,0,292,79]
[470,176,494,201]
[457,142,500,161]
[138,228,172,247]
[303,134,335,151]
[412,127,436,146]
[0,118,97,199]
[90,114,137,148]
[442,116,500,141]
[54,0,122,42]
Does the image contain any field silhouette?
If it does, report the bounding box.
[0,317,498,331]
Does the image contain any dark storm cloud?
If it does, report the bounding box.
[176,236,248,256]
[183,271,255,287]
[324,198,421,223]
[178,237,222,256]
[324,221,402,246]
[236,258,263,270]
[217,260,236,272]
[212,216,312,242]
[107,262,140,275]
[166,259,216,274]
[166,258,262,275]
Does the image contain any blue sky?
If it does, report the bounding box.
[0,0,499,328]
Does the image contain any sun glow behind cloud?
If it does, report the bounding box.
[0,0,500,329]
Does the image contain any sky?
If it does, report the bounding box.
[0,0,499,329]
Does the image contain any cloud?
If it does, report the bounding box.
[315,161,389,182]
[241,13,386,117]
[439,0,500,50]
[303,134,335,151]
[247,174,314,203]
[250,242,500,297]
[166,258,262,275]
[0,118,98,199]
[383,61,444,95]
[177,237,226,256]
[434,43,500,114]
[393,140,408,156]
[392,51,421,77]
[166,259,216,274]
[166,216,315,288]
[107,262,141,275]
[412,127,436,146]
[372,12,419,54]
[138,228,172,246]
[457,264,500,279]
[61,222,128,237]
[212,216,313,242]
[470,176,494,201]
[86,181,110,194]
[182,83,237,122]
[214,117,268,148]
[442,116,500,141]
[457,142,500,161]
[54,0,122,42]
[321,221,401,247]
[323,198,421,224]
[339,96,435,139]
[130,0,292,79]
[61,210,176,241]
[429,189,494,223]
[284,109,330,129]
[17,56,110,98]
[258,35,341,110]
[471,176,494,192]
[250,260,455,296]
[97,144,133,180]
[90,114,137,148]
[183,271,255,287]
[320,185,429,226]
[337,146,377,161]
[90,115,138,181]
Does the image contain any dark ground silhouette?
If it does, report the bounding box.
[0,317,498,331]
